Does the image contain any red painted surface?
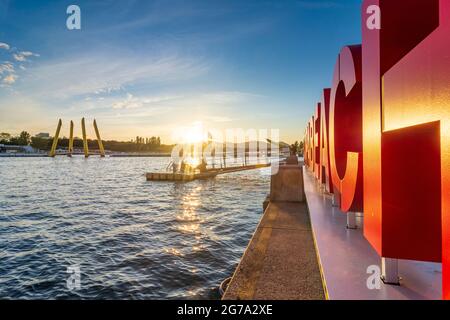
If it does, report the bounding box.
[304,124,309,167]
[362,0,440,258]
[382,0,450,298]
[305,120,313,170]
[303,0,449,299]
[381,122,441,263]
[362,0,448,298]
[309,116,316,172]
[308,117,314,172]
[329,46,363,213]
[319,88,333,193]
[314,103,321,180]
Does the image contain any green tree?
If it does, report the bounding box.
[290,141,300,155]
[17,131,31,145]
[31,137,50,150]
[0,132,11,143]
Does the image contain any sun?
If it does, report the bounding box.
[172,121,207,144]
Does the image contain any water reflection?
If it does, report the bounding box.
[175,185,203,237]
[164,247,183,257]
[0,157,269,299]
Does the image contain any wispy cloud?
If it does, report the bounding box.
[94,1,233,35]
[65,90,260,125]
[93,86,123,95]
[0,43,39,87]
[0,62,15,74]
[13,51,39,62]
[0,0,313,143]
[22,52,210,99]
[0,42,10,50]
[0,62,16,86]
[197,91,264,105]
[2,74,17,84]
[112,93,181,110]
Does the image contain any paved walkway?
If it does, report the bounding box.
[223,201,325,300]
[303,167,442,300]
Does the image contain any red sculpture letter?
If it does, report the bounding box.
[329,46,363,213]
[362,0,450,298]
[319,88,333,193]
[314,103,321,179]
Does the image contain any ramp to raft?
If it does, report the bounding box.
[146,163,271,182]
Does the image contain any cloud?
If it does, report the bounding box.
[198,91,264,104]
[112,93,181,110]
[0,62,17,86]
[0,42,10,50]
[12,54,26,61]
[0,44,38,87]
[0,62,15,74]
[110,90,262,111]
[96,2,231,35]
[22,52,210,99]
[20,51,36,56]
[94,86,123,95]
[112,93,142,110]
[2,74,17,84]
[13,51,39,62]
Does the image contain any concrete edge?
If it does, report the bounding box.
[222,202,274,300]
[304,191,330,300]
[223,163,326,300]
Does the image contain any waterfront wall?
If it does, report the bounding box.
[223,162,324,300]
[270,164,304,202]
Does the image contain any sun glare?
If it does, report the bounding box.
[172,121,206,144]
[186,157,200,167]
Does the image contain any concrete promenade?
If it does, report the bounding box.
[303,167,442,300]
[224,163,443,300]
[223,162,325,300]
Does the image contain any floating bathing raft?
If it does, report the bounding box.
[146,163,271,182]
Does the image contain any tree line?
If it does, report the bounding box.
[0,131,173,153]
[0,131,31,146]
[1,131,304,155]
[290,141,304,156]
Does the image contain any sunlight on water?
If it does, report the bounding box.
[0,156,270,299]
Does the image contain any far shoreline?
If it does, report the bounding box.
[0,153,171,158]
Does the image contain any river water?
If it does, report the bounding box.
[0,157,270,299]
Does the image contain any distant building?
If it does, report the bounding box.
[279,142,291,156]
[35,132,50,139]
[0,145,36,153]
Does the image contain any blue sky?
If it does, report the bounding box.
[0,0,362,143]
